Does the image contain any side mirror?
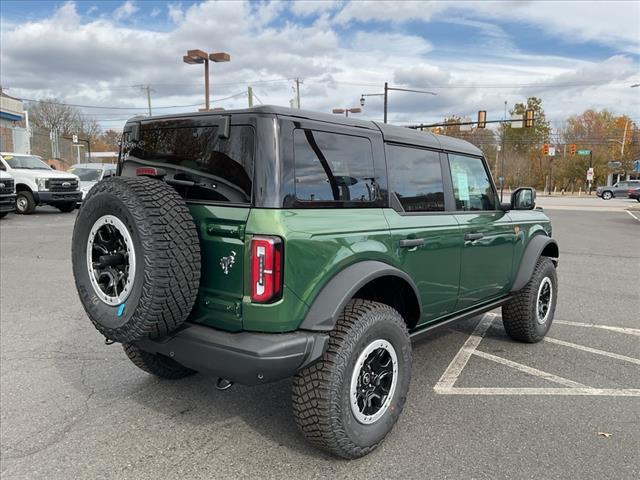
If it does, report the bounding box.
[511,187,536,210]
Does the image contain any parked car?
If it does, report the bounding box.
[0,169,17,218]
[596,180,640,200]
[67,163,117,201]
[628,187,640,202]
[71,106,559,459]
[0,153,82,214]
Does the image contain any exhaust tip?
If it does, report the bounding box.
[216,378,234,391]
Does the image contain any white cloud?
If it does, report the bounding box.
[150,7,161,18]
[290,0,342,17]
[167,3,183,23]
[1,0,638,131]
[113,1,138,21]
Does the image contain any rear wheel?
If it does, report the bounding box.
[15,191,36,214]
[0,212,8,218]
[57,202,76,213]
[502,257,558,343]
[123,343,196,379]
[292,299,411,459]
[602,191,613,200]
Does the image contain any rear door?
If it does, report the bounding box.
[383,144,461,325]
[120,118,256,331]
[448,153,515,309]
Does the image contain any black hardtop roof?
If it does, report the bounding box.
[130,105,482,156]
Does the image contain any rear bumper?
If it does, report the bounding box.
[0,194,16,212]
[34,191,82,204]
[137,324,329,386]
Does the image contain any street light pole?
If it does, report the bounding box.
[361,84,436,123]
[183,50,230,111]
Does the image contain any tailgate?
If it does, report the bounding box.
[187,204,251,331]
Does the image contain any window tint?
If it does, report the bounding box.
[449,154,497,211]
[293,129,377,204]
[386,145,444,212]
[129,125,254,203]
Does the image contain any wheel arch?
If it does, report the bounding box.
[510,235,559,293]
[15,183,33,193]
[299,261,422,331]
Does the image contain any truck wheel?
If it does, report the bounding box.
[57,202,76,213]
[292,299,411,459]
[602,191,613,200]
[123,343,196,379]
[16,191,36,214]
[502,257,557,343]
[71,177,201,344]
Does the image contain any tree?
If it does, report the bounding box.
[27,98,79,135]
[499,97,551,190]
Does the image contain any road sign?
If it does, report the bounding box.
[548,146,556,156]
[72,134,78,144]
[586,168,594,181]
[577,149,591,156]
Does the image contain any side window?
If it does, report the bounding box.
[293,129,377,204]
[449,154,498,211]
[386,145,444,212]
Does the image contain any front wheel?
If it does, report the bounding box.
[602,191,613,200]
[292,299,411,459]
[123,344,196,379]
[15,191,36,214]
[502,257,558,343]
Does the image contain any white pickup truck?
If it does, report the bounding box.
[0,153,81,214]
[0,169,16,218]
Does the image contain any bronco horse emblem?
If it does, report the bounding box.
[220,251,236,275]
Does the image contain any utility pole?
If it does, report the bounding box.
[248,86,254,107]
[383,82,389,123]
[133,85,153,116]
[295,78,301,109]
[500,100,507,201]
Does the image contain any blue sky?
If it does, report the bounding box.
[1,1,639,129]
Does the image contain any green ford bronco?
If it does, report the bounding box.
[72,106,558,458]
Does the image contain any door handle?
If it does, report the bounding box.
[399,238,425,248]
[464,232,484,241]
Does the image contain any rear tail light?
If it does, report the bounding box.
[251,236,283,303]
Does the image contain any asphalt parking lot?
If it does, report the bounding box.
[1,201,639,479]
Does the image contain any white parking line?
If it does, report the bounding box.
[471,350,588,388]
[626,210,640,221]
[554,320,640,337]
[544,337,640,365]
[434,314,640,396]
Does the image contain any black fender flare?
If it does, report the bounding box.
[299,261,422,331]
[510,235,559,292]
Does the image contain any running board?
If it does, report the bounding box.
[409,296,511,343]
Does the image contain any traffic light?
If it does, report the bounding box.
[543,144,549,155]
[524,109,534,128]
[570,144,577,156]
[477,110,487,128]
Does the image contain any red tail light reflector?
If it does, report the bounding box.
[251,236,283,303]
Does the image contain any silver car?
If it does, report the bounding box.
[68,163,117,201]
[596,180,640,200]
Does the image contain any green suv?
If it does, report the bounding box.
[72,106,559,458]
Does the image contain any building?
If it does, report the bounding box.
[88,151,118,164]
[0,88,29,153]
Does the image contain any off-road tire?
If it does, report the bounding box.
[15,191,36,214]
[57,202,76,213]
[602,191,613,200]
[72,176,201,343]
[123,343,196,379]
[502,256,557,343]
[292,299,411,459]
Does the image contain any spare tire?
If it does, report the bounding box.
[72,176,201,343]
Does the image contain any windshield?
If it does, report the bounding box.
[3,155,51,170]
[69,167,102,181]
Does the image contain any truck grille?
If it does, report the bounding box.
[47,178,78,192]
[0,179,14,194]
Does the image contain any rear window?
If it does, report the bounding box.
[293,129,378,205]
[125,124,254,203]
